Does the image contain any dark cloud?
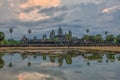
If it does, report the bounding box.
[20,6,41,13]
[40,6,68,15]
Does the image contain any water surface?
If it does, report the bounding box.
[0,51,120,80]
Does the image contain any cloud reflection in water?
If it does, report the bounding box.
[19,72,51,80]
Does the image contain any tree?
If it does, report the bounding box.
[53,37,59,43]
[0,32,5,46]
[105,31,108,36]
[105,35,115,44]
[65,54,72,64]
[9,28,13,39]
[82,35,89,42]
[42,55,47,60]
[94,34,104,44]
[89,35,95,42]
[66,31,72,48]
[0,54,4,68]
[28,55,31,67]
[86,29,89,35]
[8,54,13,68]
[28,29,32,39]
[116,34,120,45]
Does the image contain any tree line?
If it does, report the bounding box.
[0,28,120,46]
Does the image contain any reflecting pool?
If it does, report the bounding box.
[0,51,120,80]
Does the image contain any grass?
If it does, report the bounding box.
[77,46,120,53]
[0,46,120,53]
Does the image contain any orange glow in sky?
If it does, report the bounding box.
[20,0,60,9]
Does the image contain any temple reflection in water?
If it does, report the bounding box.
[0,51,120,68]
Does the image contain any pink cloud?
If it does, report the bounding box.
[20,0,60,9]
[102,5,120,14]
[17,0,61,21]
[19,9,50,21]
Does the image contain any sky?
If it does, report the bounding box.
[0,0,120,39]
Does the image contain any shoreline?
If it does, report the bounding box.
[0,46,120,53]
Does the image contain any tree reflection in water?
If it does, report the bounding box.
[42,54,47,60]
[0,51,120,69]
[87,62,90,66]
[106,54,115,62]
[28,55,31,67]
[0,53,4,68]
[8,53,13,68]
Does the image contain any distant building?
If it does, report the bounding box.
[50,30,55,40]
[21,27,85,46]
[58,27,63,36]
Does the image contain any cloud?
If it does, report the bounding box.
[17,0,61,21]
[102,5,120,14]
[8,0,15,7]
[40,6,68,16]
[110,10,120,26]
[19,0,60,9]
[95,1,102,5]
[1,0,120,39]
[0,1,2,7]
[19,9,50,21]
[19,72,51,80]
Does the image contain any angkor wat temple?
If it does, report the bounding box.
[21,27,87,46]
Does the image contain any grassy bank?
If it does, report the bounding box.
[77,46,120,53]
[0,46,120,53]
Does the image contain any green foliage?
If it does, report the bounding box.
[116,34,120,44]
[53,37,59,43]
[94,34,104,44]
[0,58,4,68]
[82,34,103,44]
[0,32,5,46]
[105,35,115,44]
[66,33,72,42]
[1,39,21,46]
[82,35,89,41]
[65,54,72,64]
[83,54,103,60]
[0,32,5,41]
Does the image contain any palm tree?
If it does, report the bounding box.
[105,31,108,36]
[66,33,72,48]
[9,28,13,39]
[28,29,32,39]
[85,29,90,42]
[9,54,13,67]
[27,54,31,67]
[86,29,89,35]
[0,32,5,46]
[104,31,108,44]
